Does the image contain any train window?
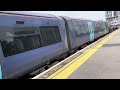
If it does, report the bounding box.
[78,21,82,26]
[94,22,100,32]
[1,35,42,57]
[80,21,87,35]
[83,22,89,34]
[0,26,37,36]
[39,26,61,46]
[74,21,80,36]
[72,20,79,26]
[1,38,23,57]
[98,22,104,31]
[74,20,89,37]
[14,31,35,35]
[53,26,61,43]
[74,22,84,36]
[0,26,43,57]
[74,25,81,36]
[31,35,42,49]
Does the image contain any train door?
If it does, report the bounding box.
[87,21,94,41]
[61,17,77,50]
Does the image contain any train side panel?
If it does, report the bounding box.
[62,17,93,51]
[71,19,90,47]
[62,17,109,53]
[93,21,108,40]
[61,17,77,51]
[0,13,67,79]
[57,17,69,52]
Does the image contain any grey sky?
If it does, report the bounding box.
[32,11,105,21]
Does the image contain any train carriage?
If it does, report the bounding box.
[0,11,68,79]
[61,17,108,52]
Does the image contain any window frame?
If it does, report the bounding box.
[0,26,43,57]
[74,20,89,37]
[39,26,62,47]
[0,25,62,57]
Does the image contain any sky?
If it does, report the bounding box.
[32,11,106,21]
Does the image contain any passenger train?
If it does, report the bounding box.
[0,11,110,79]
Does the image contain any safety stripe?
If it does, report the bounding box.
[0,66,2,79]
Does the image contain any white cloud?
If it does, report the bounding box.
[32,11,105,21]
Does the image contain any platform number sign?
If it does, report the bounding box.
[87,21,94,41]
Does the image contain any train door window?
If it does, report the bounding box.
[96,23,99,30]
[80,21,85,35]
[39,26,61,47]
[31,35,42,49]
[82,21,88,34]
[95,22,99,32]
[74,20,88,36]
[99,23,103,31]
[53,26,61,43]
[74,20,82,37]
[92,22,96,31]
[93,22,96,31]
[98,22,102,31]
[74,25,80,36]
[0,26,43,57]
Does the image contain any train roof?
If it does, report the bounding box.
[0,11,56,18]
[62,16,105,22]
[72,18,103,22]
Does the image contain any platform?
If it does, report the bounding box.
[33,29,120,79]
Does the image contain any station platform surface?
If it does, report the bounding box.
[45,29,120,79]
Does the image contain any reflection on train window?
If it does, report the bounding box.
[101,22,107,31]
[83,21,89,34]
[0,26,37,35]
[53,27,61,43]
[39,26,61,46]
[74,21,89,36]
[94,22,101,32]
[96,22,105,32]
[1,35,42,57]
[74,25,80,36]
[0,26,42,57]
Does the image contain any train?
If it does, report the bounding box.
[0,11,111,79]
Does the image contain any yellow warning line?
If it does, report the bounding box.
[47,30,118,79]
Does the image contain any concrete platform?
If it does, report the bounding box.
[68,29,120,79]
